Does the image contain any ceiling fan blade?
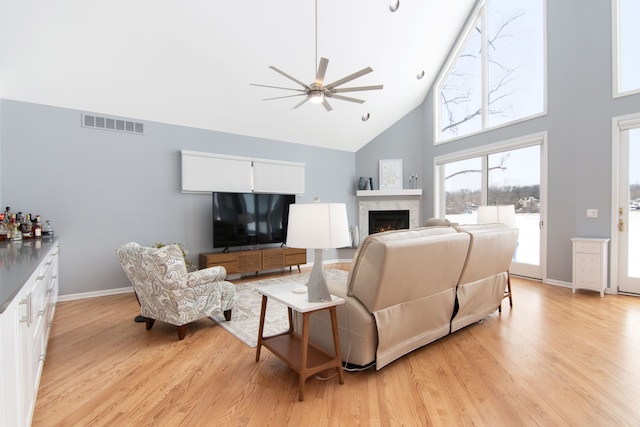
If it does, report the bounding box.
[250,83,307,92]
[324,67,373,90]
[269,66,311,90]
[331,84,384,93]
[315,57,329,86]
[262,94,307,101]
[330,94,366,104]
[322,99,333,112]
[292,96,311,109]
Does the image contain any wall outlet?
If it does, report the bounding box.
[587,209,598,218]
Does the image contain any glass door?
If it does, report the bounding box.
[438,137,544,280]
[488,146,541,278]
[618,128,640,294]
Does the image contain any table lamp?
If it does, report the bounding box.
[477,204,517,227]
[286,202,351,302]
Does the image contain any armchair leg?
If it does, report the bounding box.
[145,318,155,330]
[177,325,187,340]
[224,309,232,321]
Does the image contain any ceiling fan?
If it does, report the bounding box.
[250,0,383,112]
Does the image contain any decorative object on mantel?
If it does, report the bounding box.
[409,171,419,189]
[369,177,374,191]
[379,159,403,190]
[358,177,367,190]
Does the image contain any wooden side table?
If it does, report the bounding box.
[255,282,345,401]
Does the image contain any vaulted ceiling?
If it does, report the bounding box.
[0,0,475,152]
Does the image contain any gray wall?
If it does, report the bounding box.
[356,106,424,192]
[357,0,640,283]
[0,99,356,296]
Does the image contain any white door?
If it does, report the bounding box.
[617,126,640,294]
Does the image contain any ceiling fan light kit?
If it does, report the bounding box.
[309,91,325,104]
[250,0,383,113]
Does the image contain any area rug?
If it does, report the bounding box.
[210,269,348,348]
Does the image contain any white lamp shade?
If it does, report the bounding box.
[286,203,351,249]
[477,205,517,228]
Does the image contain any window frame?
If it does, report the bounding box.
[612,0,640,98]
[434,0,548,145]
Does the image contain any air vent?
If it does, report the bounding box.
[81,113,144,135]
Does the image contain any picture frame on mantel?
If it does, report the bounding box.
[379,159,403,190]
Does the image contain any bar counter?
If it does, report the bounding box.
[0,237,58,314]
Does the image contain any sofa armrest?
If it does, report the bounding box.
[185,266,227,287]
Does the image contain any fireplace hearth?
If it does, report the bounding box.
[369,210,410,235]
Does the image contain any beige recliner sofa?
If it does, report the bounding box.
[303,223,518,370]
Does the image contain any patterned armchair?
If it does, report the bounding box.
[116,242,236,340]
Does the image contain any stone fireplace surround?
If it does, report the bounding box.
[357,190,421,243]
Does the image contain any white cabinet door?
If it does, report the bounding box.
[0,296,25,427]
[252,159,305,194]
[181,150,305,194]
[181,151,253,193]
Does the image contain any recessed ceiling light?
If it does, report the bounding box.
[417,70,425,80]
[389,0,400,12]
[362,113,370,121]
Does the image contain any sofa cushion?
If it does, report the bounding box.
[451,223,519,332]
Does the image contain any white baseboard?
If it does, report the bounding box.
[58,287,133,302]
[543,278,572,288]
[57,259,354,302]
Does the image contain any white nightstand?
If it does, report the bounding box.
[571,238,609,297]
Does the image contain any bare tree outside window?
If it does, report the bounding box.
[438,0,544,142]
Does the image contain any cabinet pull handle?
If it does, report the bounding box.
[19,294,31,326]
[35,275,45,281]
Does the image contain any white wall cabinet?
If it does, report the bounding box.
[0,241,59,427]
[181,150,305,194]
[571,238,609,297]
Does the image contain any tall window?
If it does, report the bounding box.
[436,0,545,143]
[435,134,545,278]
[614,0,640,95]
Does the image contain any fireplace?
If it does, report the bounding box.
[357,192,421,243]
[369,210,410,234]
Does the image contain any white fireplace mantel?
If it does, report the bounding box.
[356,189,422,197]
[357,189,422,243]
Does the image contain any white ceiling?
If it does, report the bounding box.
[0,0,475,152]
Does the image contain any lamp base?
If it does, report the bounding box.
[307,248,331,302]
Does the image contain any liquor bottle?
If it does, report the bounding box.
[42,219,54,237]
[11,215,22,240]
[0,215,7,241]
[32,215,42,239]
[21,214,33,239]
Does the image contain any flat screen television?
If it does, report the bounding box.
[212,192,295,249]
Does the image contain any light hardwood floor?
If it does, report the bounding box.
[33,268,640,426]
